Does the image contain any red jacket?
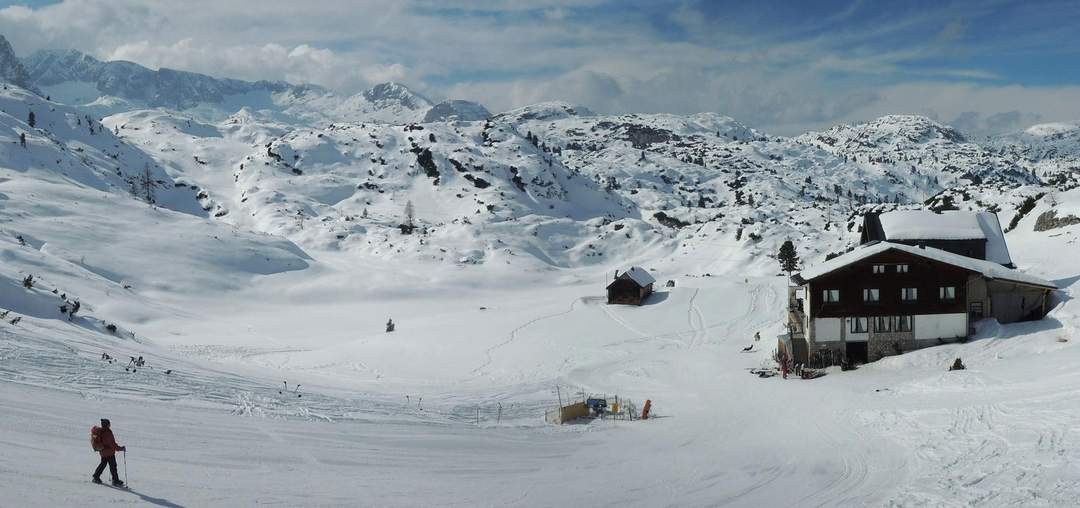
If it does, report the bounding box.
[94,427,124,458]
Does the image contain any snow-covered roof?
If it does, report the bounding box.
[796,242,1055,289]
[878,210,1013,265]
[619,266,656,287]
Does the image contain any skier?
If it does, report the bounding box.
[90,419,126,486]
[386,318,395,332]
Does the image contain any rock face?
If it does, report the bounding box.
[0,35,39,93]
[1034,209,1080,232]
[423,100,490,123]
[21,49,296,109]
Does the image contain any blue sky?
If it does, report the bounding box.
[1,0,1079,134]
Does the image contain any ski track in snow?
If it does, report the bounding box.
[471,297,582,376]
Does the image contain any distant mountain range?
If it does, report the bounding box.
[0,33,1078,273]
[13,42,490,126]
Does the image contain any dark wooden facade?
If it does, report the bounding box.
[607,278,653,305]
[807,249,969,321]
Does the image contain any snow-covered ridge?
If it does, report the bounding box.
[22,49,298,110]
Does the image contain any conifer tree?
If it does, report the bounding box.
[778,240,799,276]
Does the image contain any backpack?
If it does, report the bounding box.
[90,426,103,452]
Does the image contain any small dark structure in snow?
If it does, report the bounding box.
[949,358,966,371]
[606,266,655,305]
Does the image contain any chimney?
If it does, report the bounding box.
[614,270,619,280]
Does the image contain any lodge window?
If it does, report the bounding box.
[873,316,891,332]
[872,264,886,274]
[901,287,918,302]
[896,264,909,273]
[939,286,956,301]
[896,315,912,332]
[850,317,867,333]
[822,289,840,303]
[863,288,880,302]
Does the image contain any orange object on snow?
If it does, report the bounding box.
[641,399,652,420]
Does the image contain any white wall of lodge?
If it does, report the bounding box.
[914,313,967,341]
[815,318,843,341]
[809,312,968,344]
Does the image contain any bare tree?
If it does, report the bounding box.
[138,163,155,203]
[404,200,415,228]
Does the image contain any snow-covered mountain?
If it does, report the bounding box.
[0,35,38,93]
[6,40,1078,275]
[329,81,434,124]
[990,121,1080,172]
[22,49,297,111]
[20,49,494,128]
[423,99,491,122]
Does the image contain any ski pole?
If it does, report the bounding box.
[123,450,128,486]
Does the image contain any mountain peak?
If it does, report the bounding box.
[0,35,40,93]
[423,99,490,123]
[361,82,432,110]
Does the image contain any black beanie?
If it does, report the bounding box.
[101,418,110,427]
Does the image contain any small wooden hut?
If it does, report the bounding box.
[606,266,656,305]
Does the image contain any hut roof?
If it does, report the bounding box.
[617,266,655,287]
[876,210,1012,266]
[792,241,1055,289]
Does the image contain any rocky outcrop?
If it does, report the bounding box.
[1034,208,1080,232]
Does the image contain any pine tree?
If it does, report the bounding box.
[778,240,799,276]
[405,200,415,228]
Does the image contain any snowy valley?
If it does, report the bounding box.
[2,32,1080,506]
